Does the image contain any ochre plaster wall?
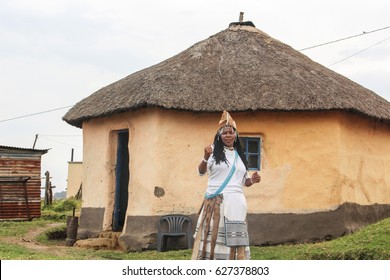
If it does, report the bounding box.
[81,108,390,232]
[238,111,342,212]
[338,114,390,204]
[66,161,83,198]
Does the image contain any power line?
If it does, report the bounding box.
[39,134,82,137]
[38,135,82,148]
[299,25,390,51]
[0,105,73,123]
[328,36,390,67]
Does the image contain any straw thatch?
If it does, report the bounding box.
[63,23,390,128]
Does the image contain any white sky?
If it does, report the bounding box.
[1,0,389,195]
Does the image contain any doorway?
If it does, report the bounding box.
[112,129,129,231]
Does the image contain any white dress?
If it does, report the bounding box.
[192,148,251,260]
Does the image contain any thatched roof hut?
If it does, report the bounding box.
[63,21,390,251]
[63,22,390,128]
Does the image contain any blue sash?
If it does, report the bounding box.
[205,150,238,199]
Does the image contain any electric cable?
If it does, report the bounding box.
[328,36,390,67]
[0,105,73,123]
[299,25,390,51]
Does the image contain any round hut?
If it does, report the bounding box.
[63,21,390,251]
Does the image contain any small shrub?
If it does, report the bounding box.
[52,199,78,212]
[42,199,80,212]
[41,199,81,221]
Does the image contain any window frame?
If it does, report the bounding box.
[239,136,262,171]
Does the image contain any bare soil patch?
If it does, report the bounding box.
[2,222,70,255]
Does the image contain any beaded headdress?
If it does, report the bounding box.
[218,110,237,131]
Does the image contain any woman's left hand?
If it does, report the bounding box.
[251,172,261,184]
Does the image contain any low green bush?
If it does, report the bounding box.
[41,198,81,221]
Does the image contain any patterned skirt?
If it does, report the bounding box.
[191,193,250,260]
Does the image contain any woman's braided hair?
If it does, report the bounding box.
[212,127,248,170]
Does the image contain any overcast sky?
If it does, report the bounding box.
[1,0,389,195]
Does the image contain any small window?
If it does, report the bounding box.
[239,137,261,170]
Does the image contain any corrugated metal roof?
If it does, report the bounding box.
[0,145,49,155]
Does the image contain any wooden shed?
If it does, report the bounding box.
[0,145,48,221]
[63,21,390,251]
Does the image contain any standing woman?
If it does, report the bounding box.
[192,111,261,260]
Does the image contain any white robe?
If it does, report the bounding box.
[193,149,250,260]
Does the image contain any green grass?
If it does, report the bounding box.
[251,217,390,260]
[0,219,50,238]
[0,199,389,260]
[40,198,80,221]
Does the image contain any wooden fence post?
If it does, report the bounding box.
[44,171,50,206]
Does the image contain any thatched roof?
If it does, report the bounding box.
[63,22,390,128]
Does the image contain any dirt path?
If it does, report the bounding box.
[2,222,72,256]
[2,222,122,259]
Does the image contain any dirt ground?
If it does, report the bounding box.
[2,222,71,257]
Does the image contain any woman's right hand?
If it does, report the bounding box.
[199,145,213,175]
[203,145,213,160]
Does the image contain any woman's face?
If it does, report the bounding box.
[220,126,236,147]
